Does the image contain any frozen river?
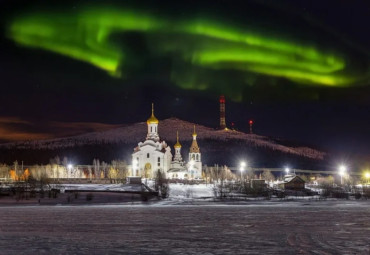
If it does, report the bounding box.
[0,201,369,254]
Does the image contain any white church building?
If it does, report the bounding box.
[131,104,202,179]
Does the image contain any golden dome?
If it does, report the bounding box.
[147,115,158,124]
[192,125,197,136]
[147,103,159,124]
[174,131,182,148]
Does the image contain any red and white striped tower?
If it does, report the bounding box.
[249,120,253,134]
[219,95,226,129]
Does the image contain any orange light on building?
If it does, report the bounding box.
[9,169,30,181]
[10,169,17,181]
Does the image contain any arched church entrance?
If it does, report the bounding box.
[144,163,152,178]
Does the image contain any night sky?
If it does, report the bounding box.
[0,1,369,165]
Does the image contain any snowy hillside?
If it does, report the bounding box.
[0,118,325,160]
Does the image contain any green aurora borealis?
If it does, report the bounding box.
[6,4,370,101]
[1,1,370,165]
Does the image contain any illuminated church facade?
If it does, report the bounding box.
[131,105,202,179]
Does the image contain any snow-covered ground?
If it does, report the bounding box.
[0,202,369,254]
[169,183,214,198]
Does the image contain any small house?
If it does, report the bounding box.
[250,179,267,189]
[278,175,305,190]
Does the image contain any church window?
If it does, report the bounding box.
[191,154,195,160]
[157,157,160,166]
[147,153,150,158]
[151,127,153,132]
[196,154,199,161]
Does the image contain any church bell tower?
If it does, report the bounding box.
[146,103,160,142]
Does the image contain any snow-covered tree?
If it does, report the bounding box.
[262,170,275,182]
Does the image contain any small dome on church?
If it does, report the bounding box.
[174,131,182,148]
[147,103,159,124]
[147,114,159,124]
[174,141,182,148]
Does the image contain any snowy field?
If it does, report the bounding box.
[0,202,369,254]
[169,183,214,198]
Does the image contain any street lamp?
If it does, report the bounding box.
[240,161,246,180]
[338,165,346,185]
[364,172,370,184]
[240,161,246,168]
[67,164,73,178]
[285,167,290,175]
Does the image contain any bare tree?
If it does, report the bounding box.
[262,170,275,183]
[154,169,170,198]
[0,164,10,179]
[202,164,209,185]
[212,165,233,199]
[87,166,92,180]
[101,161,108,179]
[93,159,101,180]
[110,160,128,183]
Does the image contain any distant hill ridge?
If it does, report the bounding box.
[0,118,325,160]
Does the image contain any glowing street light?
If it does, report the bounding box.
[67,164,73,179]
[285,167,290,175]
[338,165,347,185]
[240,161,246,168]
[240,161,247,180]
[364,172,370,184]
